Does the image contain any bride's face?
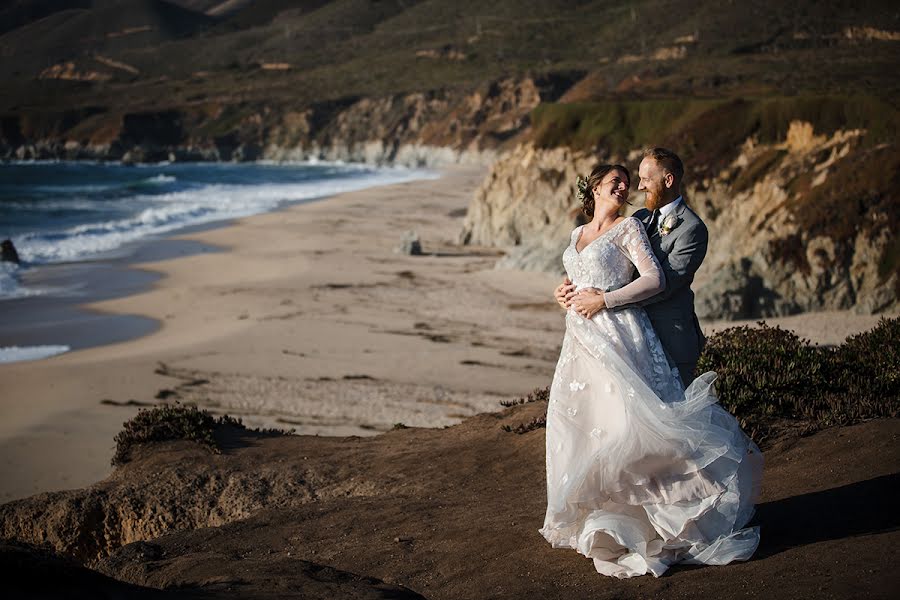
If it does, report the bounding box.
[593,169,630,207]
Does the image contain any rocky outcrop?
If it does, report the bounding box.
[0,403,551,568]
[690,123,897,318]
[1,540,182,599]
[459,144,599,272]
[1,239,20,264]
[461,123,898,318]
[0,426,368,564]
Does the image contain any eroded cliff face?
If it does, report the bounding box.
[0,78,548,167]
[459,144,599,273]
[460,123,898,319]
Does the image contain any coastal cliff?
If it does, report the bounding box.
[0,76,563,167]
[460,115,899,318]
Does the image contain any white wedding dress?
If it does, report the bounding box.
[540,217,763,578]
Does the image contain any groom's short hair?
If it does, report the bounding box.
[644,147,684,181]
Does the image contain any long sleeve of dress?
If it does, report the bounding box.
[603,218,665,309]
[640,219,708,307]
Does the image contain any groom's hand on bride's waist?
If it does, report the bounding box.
[571,288,606,319]
[555,277,577,310]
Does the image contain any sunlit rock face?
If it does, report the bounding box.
[462,122,898,319]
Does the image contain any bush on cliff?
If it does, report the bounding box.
[531,95,900,177]
[697,317,900,440]
[503,318,899,444]
[112,404,248,466]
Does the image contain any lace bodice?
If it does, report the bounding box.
[562,217,665,308]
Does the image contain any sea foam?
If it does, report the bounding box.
[8,164,436,267]
[0,345,70,363]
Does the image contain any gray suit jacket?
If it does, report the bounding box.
[631,202,708,370]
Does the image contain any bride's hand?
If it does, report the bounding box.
[554,277,576,309]
[571,289,606,319]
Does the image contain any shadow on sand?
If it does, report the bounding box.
[665,472,900,577]
[753,472,900,558]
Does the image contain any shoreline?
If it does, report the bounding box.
[1,222,249,358]
[0,166,561,502]
[0,160,438,358]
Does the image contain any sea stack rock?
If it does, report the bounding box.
[1,239,20,264]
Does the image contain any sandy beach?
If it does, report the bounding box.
[0,166,888,503]
[0,166,563,502]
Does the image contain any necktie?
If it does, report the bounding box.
[649,210,660,235]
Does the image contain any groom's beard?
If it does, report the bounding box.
[644,193,661,211]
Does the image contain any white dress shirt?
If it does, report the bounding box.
[656,195,683,233]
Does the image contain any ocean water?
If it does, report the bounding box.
[0,160,435,362]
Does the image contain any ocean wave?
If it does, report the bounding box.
[20,173,178,196]
[0,345,70,363]
[10,166,435,265]
[148,173,176,182]
[0,262,46,300]
[136,174,177,185]
[0,263,21,297]
[4,158,114,166]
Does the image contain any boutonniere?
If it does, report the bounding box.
[659,214,678,236]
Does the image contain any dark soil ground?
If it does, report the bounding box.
[2,402,898,599]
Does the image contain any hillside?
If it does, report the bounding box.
[1,0,898,162]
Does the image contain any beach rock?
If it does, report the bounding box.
[1,239,20,264]
[693,258,789,320]
[395,231,422,255]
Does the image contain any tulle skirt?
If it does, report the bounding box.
[540,308,763,578]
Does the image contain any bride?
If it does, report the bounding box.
[539,163,762,578]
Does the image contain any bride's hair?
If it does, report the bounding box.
[580,164,631,218]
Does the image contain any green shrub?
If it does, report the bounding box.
[531,99,717,155]
[113,404,219,466]
[698,318,900,441]
[501,416,547,434]
[531,95,900,177]
[838,317,900,406]
[500,387,550,433]
[112,404,252,466]
[500,386,550,407]
[504,319,898,443]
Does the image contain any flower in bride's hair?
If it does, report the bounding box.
[575,175,589,203]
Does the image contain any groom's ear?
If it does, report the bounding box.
[663,172,675,189]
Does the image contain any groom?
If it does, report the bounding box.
[560,147,709,386]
